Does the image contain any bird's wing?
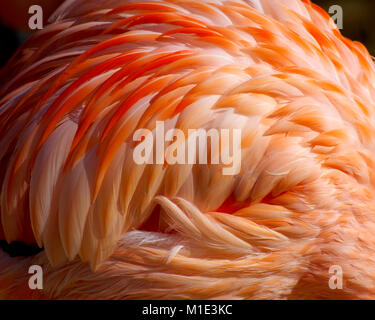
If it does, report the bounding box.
[1,0,375,275]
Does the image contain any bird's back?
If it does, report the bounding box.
[1,0,375,299]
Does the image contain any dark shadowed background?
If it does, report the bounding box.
[314,0,375,56]
[0,0,374,68]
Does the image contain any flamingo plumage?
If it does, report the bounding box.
[1,0,375,299]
